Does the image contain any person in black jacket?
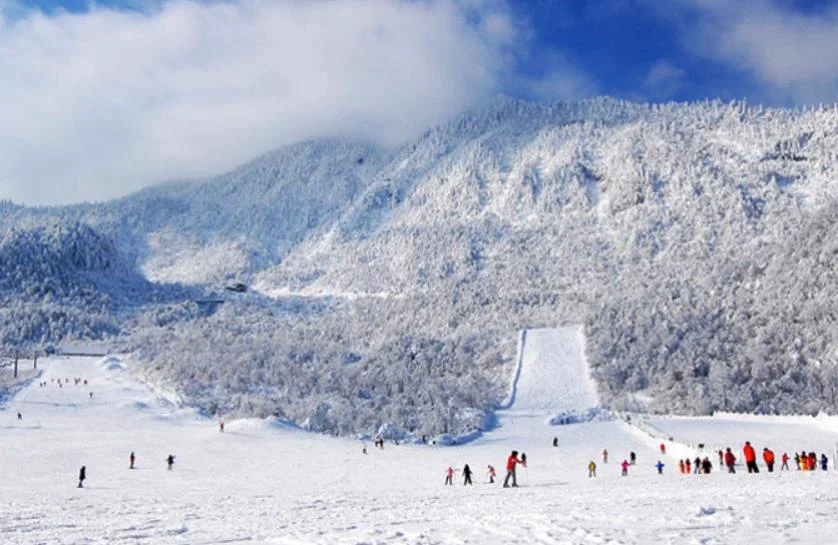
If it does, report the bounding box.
[462,464,473,485]
[78,466,86,488]
[166,454,175,470]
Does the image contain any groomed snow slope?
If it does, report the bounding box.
[504,326,598,413]
[3,353,838,544]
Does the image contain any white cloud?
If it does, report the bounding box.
[0,0,552,205]
[644,59,687,100]
[659,0,838,104]
[513,51,598,101]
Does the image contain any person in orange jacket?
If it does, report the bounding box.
[503,450,523,488]
[743,441,759,473]
[763,448,775,472]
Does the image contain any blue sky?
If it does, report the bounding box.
[2,0,838,204]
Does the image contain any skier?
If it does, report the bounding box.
[821,454,829,471]
[78,465,86,488]
[219,420,224,432]
[763,448,775,472]
[718,449,724,466]
[701,457,712,474]
[129,452,136,469]
[588,460,597,477]
[503,450,524,488]
[17,412,22,420]
[795,452,802,471]
[463,464,473,485]
[553,437,558,447]
[166,454,175,470]
[362,443,367,455]
[655,460,665,475]
[630,451,636,465]
[659,443,666,455]
[743,441,759,473]
[444,466,454,485]
[808,452,817,471]
[621,459,630,476]
[602,449,608,463]
[521,452,528,466]
[487,464,496,483]
[678,459,685,474]
[781,452,789,471]
[685,458,692,474]
[693,456,701,474]
[724,448,736,474]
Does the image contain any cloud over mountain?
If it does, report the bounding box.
[0,0,533,205]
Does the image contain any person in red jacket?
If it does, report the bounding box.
[724,447,736,474]
[660,442,666,455]
[781,452,789,471]
[763,448,775,472]
[743,441,759,473]
[444,466,454,486]
[503,450,523,488]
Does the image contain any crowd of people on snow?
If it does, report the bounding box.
[37,376,93,399]
[443,450,527,487]
[440,437,837,488]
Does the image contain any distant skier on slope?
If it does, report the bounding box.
[602,449,608,463]
[655,460,665,475]
[503,450,524,488]
[693,456,701,474]
[463,464,473,485]
[487,464,496,483]
[129,452,136,469]
[685,459,692,474]
[444,466,454,485]
[678,459,685,474]
[659,443,666,455]
[743,441,759,473]
[781,452,789,471]
[725,448,736,474]
[821,454,829,471]
[166,454,175,470]
[78,466,86,488]
[630,451,636,465]
[588,460,597,477]
[763,448,775,472]
[621,459,630,476]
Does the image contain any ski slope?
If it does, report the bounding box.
[504,326,598,413]
[2,350,838,544]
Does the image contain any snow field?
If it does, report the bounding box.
[2,338,838,544]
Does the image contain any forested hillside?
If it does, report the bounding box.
[3,97,838,435]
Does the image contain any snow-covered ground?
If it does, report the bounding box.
[3,329,838,544]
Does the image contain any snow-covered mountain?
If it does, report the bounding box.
[3,97,838,433]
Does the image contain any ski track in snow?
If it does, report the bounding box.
[3,330,838,544]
